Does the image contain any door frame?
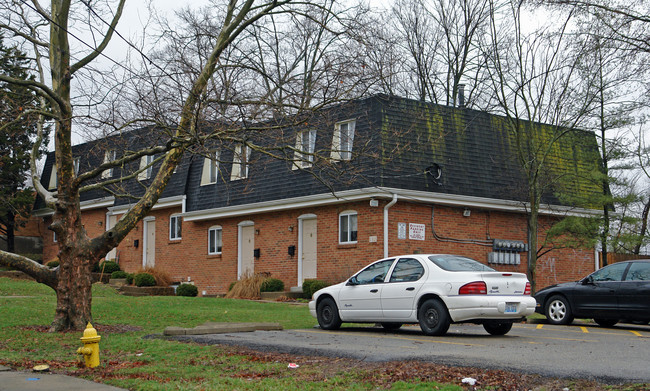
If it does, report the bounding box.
[297,214,317,287]
[237,220,255,279]
[142,216,155,268]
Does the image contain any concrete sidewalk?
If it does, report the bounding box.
[0,365,126,391]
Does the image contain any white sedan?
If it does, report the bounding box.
[308,254,536,336]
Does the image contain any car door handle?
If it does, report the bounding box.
[370,289,378,293]
[405,287,415,291]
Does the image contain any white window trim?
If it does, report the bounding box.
[208,225,223,255]
[293,129,317,170]
[230,144,251,181]
[339,210,358,244]
[138,155,154,181]
[48,163,58,189]
[201,150,219,185]
[169,214,182,241]
[101,150,116,179]
[331,120,355,161]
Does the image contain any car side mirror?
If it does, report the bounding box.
[582,275,594,285]
[346,276,359,286]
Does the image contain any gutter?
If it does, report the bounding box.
[384,194,398,258]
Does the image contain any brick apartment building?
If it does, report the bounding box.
[33,95,603,295]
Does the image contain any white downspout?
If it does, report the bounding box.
[384,194,398,258]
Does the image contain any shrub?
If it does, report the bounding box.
[111,271,128,279]
[225,273,265,299]
[228,281,236,292]
[302,279,331,299]
[134,272,156,287]
[260,278,284,292]
[176,283,198,297]
[135,267,173,286]
[46,260,60,268]
[94,260,121,274]
[126,273,134,285]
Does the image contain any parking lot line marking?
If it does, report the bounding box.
[296,329,486,346]
[629,330,643,337]
[580,327,589,333]
[536,324,543,329]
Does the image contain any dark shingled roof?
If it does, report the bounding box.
[36,94,603,214]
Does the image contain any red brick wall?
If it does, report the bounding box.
[40,200,596,296]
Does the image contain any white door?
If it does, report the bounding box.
[300,217,317,283]
[239,224,255,278]
[381,257,426,319]
[143,219,155,268]
[105,214,118,260]
[338,259,394,321]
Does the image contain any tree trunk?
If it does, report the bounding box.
[6,210,15,253]
[50,251,94,331]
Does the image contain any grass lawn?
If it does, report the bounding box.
[0,277,462,390]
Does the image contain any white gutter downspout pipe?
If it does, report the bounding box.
[384,194,398,258]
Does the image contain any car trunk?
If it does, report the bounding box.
[480,272,528,295]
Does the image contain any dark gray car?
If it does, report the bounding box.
[534,260,650,326]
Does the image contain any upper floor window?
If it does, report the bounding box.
[101,150,116,179]
[201,150,219,185]
[293,129,317,169]
[208,225,223,255]
[230,144,251,181]
[339,210,358,244]
[138,154,155,181]
[169,214,182,241]
[48,163,58,189]
[331,120,355,161]
[73,157,80,176]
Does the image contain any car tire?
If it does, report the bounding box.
[594,318,618,327]
[316,297,342,330]
[380,322,403,331]
[545,295,574,325]
[483,322,513,336]
[418,299,450,336]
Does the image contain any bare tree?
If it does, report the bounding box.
[0,0,353,331]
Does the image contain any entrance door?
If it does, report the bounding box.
[238,222,255,278]
[143,218,155,268]
[106,214,118,260]
[300,216,317,285]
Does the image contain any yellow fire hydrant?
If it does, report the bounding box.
[77,322,101,368]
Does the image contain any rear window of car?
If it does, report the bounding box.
[428,255,495,272]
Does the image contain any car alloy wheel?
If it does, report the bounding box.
[545,295,573,325]
[418,299,450,336]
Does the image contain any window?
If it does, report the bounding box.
[230,144,251,180]
[169,215,182,240]
[201,150,219,185]
[138,154,155,180]
[339,210,358,244]
[331,120,355,161]
[53,231,57,243]
[101,150,116,179]
[590,262,629,282]
[389,258,425,282]
[48,164,58,189]
[293,129,317,169]
[625,262,650,281]
[73,157,80,176]
[354,259,394,284]
[208,225,223,255]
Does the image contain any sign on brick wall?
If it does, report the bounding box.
[409,223,425,241]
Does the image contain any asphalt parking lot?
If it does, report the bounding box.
[170,321,650,383]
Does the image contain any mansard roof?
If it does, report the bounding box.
[36,94,603,216]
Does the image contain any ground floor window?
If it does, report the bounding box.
[208,225,222,254]
[339,211,358,244]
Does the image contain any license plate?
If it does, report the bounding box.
[505,303,517,313]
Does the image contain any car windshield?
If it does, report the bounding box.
[428,255,495,272]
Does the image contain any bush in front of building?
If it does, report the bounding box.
[260,278,284,292]
[94,260,121,274]
[111,271,129,279]
[176,283,198,297]
[134,272,156,287]
[302,279,330,299]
